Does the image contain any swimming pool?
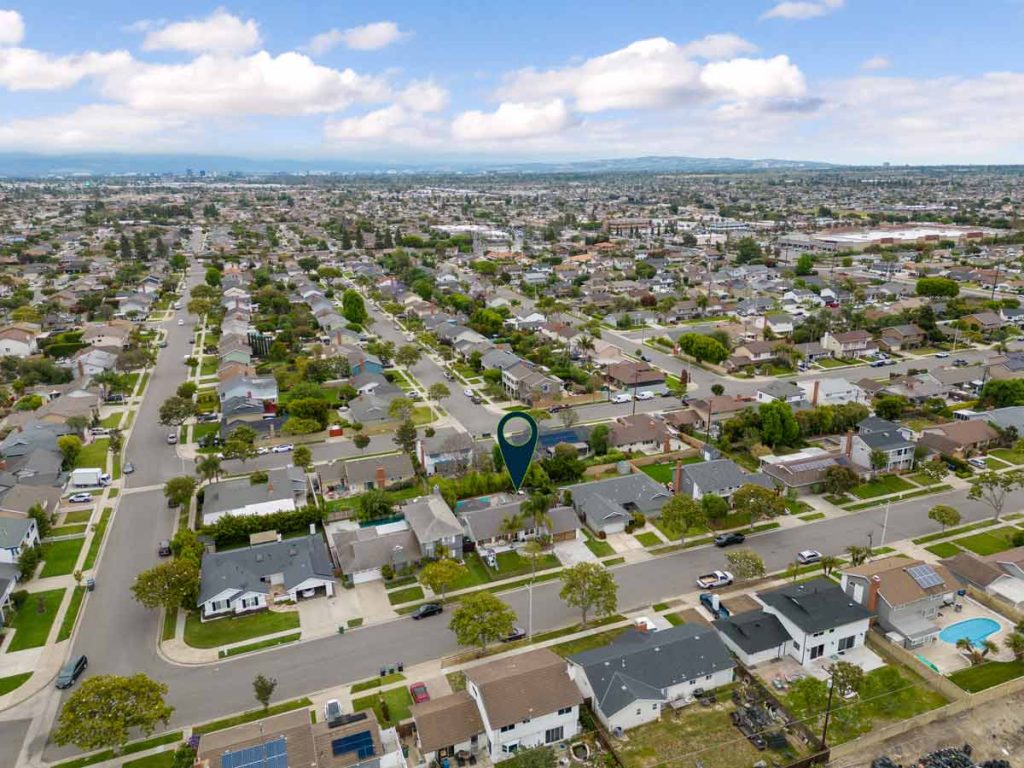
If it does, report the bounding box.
[938,617,1001,647]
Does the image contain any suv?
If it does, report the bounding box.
[714,532,746,548]
[411,603,443,620]
[158,540,172,557]
[55,655,88,689]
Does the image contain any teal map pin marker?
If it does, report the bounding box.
[497,411,539,492]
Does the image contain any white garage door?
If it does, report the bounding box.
[352,568,382,584]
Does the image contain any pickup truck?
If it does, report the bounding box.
[699,592,731,619]
[696,571,734,589]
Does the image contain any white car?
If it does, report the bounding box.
[611,392,633,404]
[463,388,474,397]
[272,444,294,454]
[635,391,655,401]
[68,493,93,503]
[934,352,950,358]
[256,447,270,455]
[797,549,822,564]
[177,319,184,326]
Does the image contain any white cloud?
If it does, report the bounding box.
[310,21,406,54]
[103,51,390,116]
[452,99,575,141]
[397,80,448,112]
[0,47,131,90]
[497,36,805,113]
[861,55,891,71]
[762,0,843,20]
[325,105,443,146]
[0,9,25,45]
[0,104,189,151]
[142,9,261,54]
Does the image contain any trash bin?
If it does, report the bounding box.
[337,625,345,634]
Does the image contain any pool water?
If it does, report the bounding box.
[938,617,1001,647]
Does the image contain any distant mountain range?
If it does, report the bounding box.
[0,152,839,177]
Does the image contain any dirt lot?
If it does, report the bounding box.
[829,691,1024,768]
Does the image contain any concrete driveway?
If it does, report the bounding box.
[554,538,597,566]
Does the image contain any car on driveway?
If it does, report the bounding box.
[68,493,92,503]
[797,549,822,564]
[272,444,294,454]
[636,391,655,401]
[714,532,746,548]
[411,603,443,620]
[409,682,430,704]
[324,699,343,726]
[55,655,88,689]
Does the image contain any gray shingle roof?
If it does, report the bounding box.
[681,459,774,495]
[713,610,792,654]
[564,474,670,530]
[198,534,334,604]
[758,577,873,633]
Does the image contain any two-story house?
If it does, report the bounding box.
[401,491,464,560]
[849,428,916,474]
[821,330,874,359]
[0,516,39,566]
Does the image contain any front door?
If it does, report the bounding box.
[809,644,825,660]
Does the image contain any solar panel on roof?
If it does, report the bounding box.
[907,564,944,590]
[332,730,375,760]
[222,737,288,768]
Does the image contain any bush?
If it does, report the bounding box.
[202,506,325,547]
[11,589,28,610]
[381,564,395,581]
[249,471,269,484]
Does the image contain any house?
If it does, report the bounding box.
[821,330,874,358]
[0,484,62,517]
[798,378,867,407]
[755,380,805,405]
[607,415,680,454]
[677,459,774,501]
[81,321,132,350]
[330,521,422,584]
[328,454,416,494]
[918,420,1000,458]
[564,474,671,535]
[201,467,308,525]
[0,325,38,357]
[411,691,486,766]
[941,547,1024,610]
[756,313,795,337]
[197,534,335,619]
[217,375,278,408]
[880,324,925,351]
[501,363,562,404]
[417,429,476,476]
[0,516,39,566]
[401,491,464,560]
[568,624,735,732]
[756,578,874,666]
[686,396,754,433]
[761,451,862,493]
[840,557,956,647]
[347,392,401,424]
[604,361,666,391]
[726,341,778,372]
[848,428,916,473]
[961,312,1004,335]
[713,610,795,667]
[460,498,580,546]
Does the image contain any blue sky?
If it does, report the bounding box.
[0,1,1022,163]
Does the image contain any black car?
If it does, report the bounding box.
[503,626,527,642]
[714,532,746,548]
[158,539,172,557]
[411,603,443,620]
[55,655,88,689]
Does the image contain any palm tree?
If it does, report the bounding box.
[197,455,222,483]
[499,513,522,543]
[820,555,842,576]
[845,545,871,567]
[1005,631,1024,660]
[521,492,554,538]
[957,637,997,665]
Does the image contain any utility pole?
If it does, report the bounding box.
[880,500,890,549]
[820,675,837,747]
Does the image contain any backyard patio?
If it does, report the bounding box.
[909,597,1016,675]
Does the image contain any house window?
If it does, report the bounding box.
[810,645,825,660]
[838,636,856,651]
[557,707,572,716]
[521,718,531,725]
[793,641,801,651]
[545,727,564,744]
[502,744,519,755]
[500,725,515,733]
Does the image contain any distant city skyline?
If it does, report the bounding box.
[0,1,1022,164]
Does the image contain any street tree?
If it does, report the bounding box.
[353,433,371,453]
[51,674,174,753]
[731,484,785,531]
[725,549,765,580]
[449,591,517,653]
[164,476,197,509]
[559,562,618,627]
[293,445,312,470]
[176,381,198,399]
[558,407,579,429]
[389,397,415,422]
[131,559,200,611]
[820,555,842,576]
[57,435,82,469]
[658,495,703,542]
[927,504,961,532]
[427,382,451,402]
[419,559,468,601]
[196,455,222,483]
[394,344,422,368]
[253,674,278,711]
[968,469,1024,520]
[223,425,259,465]
[158,396,196,427]
[711,383,725,396]
[919,459,949,484]
[845,544,871,566]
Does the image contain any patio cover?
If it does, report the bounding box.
[990,579,1024,609]
[890,613,941,642]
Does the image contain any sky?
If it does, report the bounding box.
[0,1,1022,164]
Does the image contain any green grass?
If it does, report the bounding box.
[5,588,65,652]
[908,472,943,486]
[955,527,1020,556]
[184,610,300,649]
[583,534,615,557]
[347,617,364,628]
[924,542,962,558]
[412,405,436,426]
[388,586,425,605]
[950,659,1024,692]
[162,607,177,642]
[51,732,184,768]
[913,519,1000,544]
[604,557,625,566]
[218,632,302,658]
[844,485,952,511]
[192,422,220,443]
[640,463,674,483]
[57,586,86,642]
[664,613,686,626]
[798,512,825,522]
[39,538,85,577]
[200,356,217,376]
[351,672,406,693]
[74,439,109,469]
[489,550,560,578]
[552,626,628,657]
[849,475,915,499]
[99,412,123,429]
[63,509,93,524]
[634,531,662,548]
[193,699,312,736]
[449,552,494,590]
[122,752,176,768]
[0,672,32,695]
[108,487,119,498]
[990,448,1024,465]
[352,686,413,727]
[81,507,111,570]
[49,524,87,536]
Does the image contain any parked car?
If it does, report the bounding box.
[714,532,746,547]
[796,549,822,564]
[503,626,527,642]
[870,360,886,368]
[411,603,443,620]
[198,412,220,422]
[968,457,988,469]
[611,392,633,403]
[158,540,172,557]
[409,682,430,704]
[935,352,950,358]
[167,432,177,445]
[55,655,88,689]
[123,462,135,474]
[636,391,655,401]
[68,493,92,503]
[953,359,969,367]
[256,447,270,456]
[463,388,474,397]
[271,443,294,454]
[696,571,734,589]
[177,319,184,326]
[470,395,483,405]
[158,340,168,348]
[324,699,343,726]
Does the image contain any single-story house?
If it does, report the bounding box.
[201,467,308,526]
[563,474,671,535]
[677,459,774,501]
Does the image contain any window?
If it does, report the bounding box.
[838,636,855,651]
[502,744,519,754]
[500,724,515,733]
[793,641,801,651]
[557,707,573,716]
[810,644,825,660]
[521,718,531,725]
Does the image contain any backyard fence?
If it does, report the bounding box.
[865,631,968,702]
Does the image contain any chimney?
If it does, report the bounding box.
[375,465,387,490]
[845,429,853,458]
[673,462,683,494]
[662,434,671,453]
[811,380,820,408]
[867,575,881,613]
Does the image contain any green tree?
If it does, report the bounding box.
[980,379,1024,408]
[869,449,889,473]
[916,276,959,298]
[419,559,468,601]
[223,425,259,464]
[356,489,393,522]
[588,424,610,456]
[658,495,703,541]
[919,459,949,484]
[427,382,451,402]
[131,558,200,611]
[734,236,762,264]
[541,443,585,483]
[27,502,52,539]
[968,469,1024,520]
[786,676,828,722]
[820,555,842,576]
[57,434,82,468]
[731,484,785,530]
[163,475,197,509]
[158,396,196,427]
[204,267,221,288]
[176,381,198,399]
[341,289,369,325]
[1004,631,1024,660]
[725,549,765,580]
[559,562,618,627]
[795,253,814,276]
[388,396,415,422]
[394,344,422,368]
[253,673,278,711]
[874,395,908,421]
[830,660,864,696]
[196,454,222,483]
[757,401,800,448]
[927,504,961,532]
[353,433,371,453]
[678,333,729,364]
[449,591,517,652]
[51,674,173,753]
[845,544,871,566]
[293,445,312,470]
[701,493,729,524]
[823,465,859,496]
[710,383,725,396]
[393,419,418,456]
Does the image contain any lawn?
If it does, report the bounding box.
[192,422,220,443]
[49,524,87,536]
[640,463,675,483]
[63,509,93,524]
[924,542,962,558]
[388,586,425,605]
[200,356,218,376]
[194,699,312,736]
[634,531,662,548]
[816,357,851,368]
[950,659,1024,692]
[352,686,413,727]
[0,672,32,695]
[5,588,66,652]
[785,499,813,515]
[82,507,111,570]
[122,752,176,768]
[955,527,1020,556]
[75,439,108,469]
[552,626,628,657]
[449,552,494,591]
[585,537,615,557]
[908,472,943,486]
[849,475,915,499]
[183,610,300,649]
[40,538,85,577]
[489,550,560,578]
[990,448,1024,465]
[99,412,124,429]
[412,405,436,426]
[219,632,301,658]
[798,512,825,522]
[57,586,86,642]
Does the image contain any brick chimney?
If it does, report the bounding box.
[673,461,683,494]
[845,429,853,458]
[811,380,820,407]
[375,465,387,490]
[866,575,881,612]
